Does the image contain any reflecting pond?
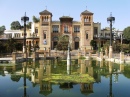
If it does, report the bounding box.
[0,59,130,97]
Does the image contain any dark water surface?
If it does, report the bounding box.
[0,59,130,97]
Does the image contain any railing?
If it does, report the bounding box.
[0,53,23,58]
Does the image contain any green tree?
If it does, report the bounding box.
[32,16,40,23]
[123,26,130,40]
[123,26,130,51]
[0,25,6,35]
[26,22,32,29]
[5,38,16,53]
[90,40,97,50]
[56,35,69,53]
[10,21,21,30]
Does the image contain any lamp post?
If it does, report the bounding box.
[98,34,101,52]
[120,33,123,52]
[21,12,29,56]
[107,13,115,58]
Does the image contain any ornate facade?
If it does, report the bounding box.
[31,9,101,51]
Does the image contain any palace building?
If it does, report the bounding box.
[3,9,101,51]
[31,9,101,51]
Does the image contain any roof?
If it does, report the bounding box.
[59,16,73,19]
[81,10,93,15]
[39,10,52,16]
[59,16,73,21]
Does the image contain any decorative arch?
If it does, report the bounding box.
[53,36,58,41]
[86,31,88,39]
[74,37,80,42]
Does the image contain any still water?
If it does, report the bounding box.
[0,59,130,97]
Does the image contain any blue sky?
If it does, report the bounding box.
[0,0,130,30]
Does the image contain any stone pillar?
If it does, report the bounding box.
[23,53,28,60]
[48,48,51,57]
[105,48,108,57]
[44,52,46,59]
[84,47,86,56]
[109,46,113,59]
[120,52,124,61]
[89,52,91,57]
[100,52,103,59]
[12,52,16,63]
[32,52,36,61]
[78,52,81,58]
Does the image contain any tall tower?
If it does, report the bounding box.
[80,10,93,50]
[39,9,52,51]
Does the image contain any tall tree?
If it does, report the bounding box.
[26,22,32,29]
[0,25,6,35]
[32,16,40,23]
[123,26,130,40]
[123,26,130,51]
[10,21,21,30]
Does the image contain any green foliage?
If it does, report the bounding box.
[0,38,22,53]
[0,25,6,35]
[32,16,40,23]
[90,40,97,50]
[79,56,86,60]
[56,35,69,51]
[10,21,21,30]
[123,26,130,40]
[26,22,32,29]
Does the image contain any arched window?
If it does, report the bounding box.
[53,37,58,41]
[44,33,46,39]
[64,25,68,32]
[86,17,89,22]
[89,16,91,22]
[86,33,88,39]
[43,31,47,39]
[84,17,87,22]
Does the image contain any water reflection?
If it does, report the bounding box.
[20,59,125,96]
[22,62,29,97]
[0,59,127,97]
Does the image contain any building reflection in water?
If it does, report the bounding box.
[30,60,52,96]
[19,58,125,96]
[107,61,124,97]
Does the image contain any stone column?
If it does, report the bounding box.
[78,52,81,58]
[44,52,46,59]
[89,52,91,58]
[23,53,28,60]
[100,52,103,60]
[84,47,86,56]
[48,48,51,57]
[120,52,124,61]
[32,52,36,61]
[12,52,16,63]
[105,48,108,57]
[109,46,113,59]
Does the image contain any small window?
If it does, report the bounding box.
[35,28,38,33]
[44,33,46,39]
[64,25,68,33]
[86,33,88,39]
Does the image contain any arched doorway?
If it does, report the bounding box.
[74,37,80,50]
[52,37,58,49]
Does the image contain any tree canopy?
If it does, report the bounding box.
[26,22,32,29]
[0,25,6,35]
[32,16,40,23]
[123,26,130,40]
[10,21,21,30]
